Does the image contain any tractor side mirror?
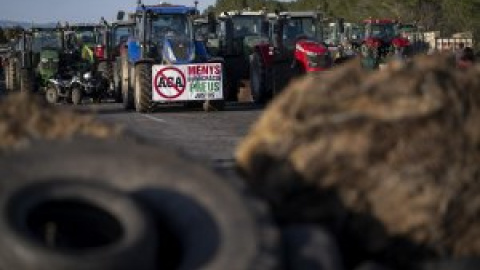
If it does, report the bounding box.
[117,11,125,21]
[207,12,217,34]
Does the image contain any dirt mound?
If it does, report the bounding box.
[236,56,480,268]
[0,93,122,150]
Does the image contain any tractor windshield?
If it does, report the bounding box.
[151,14,192,41]
[283,17,316,42]
[75,30,97,46]
[366,23,396,40]
[231,15,266,38]
[114,25,132,46]
[32,31,62,52]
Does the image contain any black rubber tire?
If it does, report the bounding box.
[45,85,59,104]
[0,138,280,270]
[7,59,18,92]
[71,87,83,105]
[113,60,123,103]
[121,55,134,110]
[250,53,268,104]
[98,61,119,102]
[282,225,345,270]
[20,68,34,93]
[5,61,10,91]
[134,63,153,113]
[0,180,157,270]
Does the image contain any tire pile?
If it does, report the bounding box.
[236,56,480,269]
[0,55,479,270]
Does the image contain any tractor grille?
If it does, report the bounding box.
[307,54,332,69]
[170,40,190,61]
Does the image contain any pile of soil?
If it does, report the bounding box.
[0,93,122,150]
[236,56,480,269]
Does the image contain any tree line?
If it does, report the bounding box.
[207,0,480,47]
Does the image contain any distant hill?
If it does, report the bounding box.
[0,20,57,29]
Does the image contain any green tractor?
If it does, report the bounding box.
[14,26,64,93]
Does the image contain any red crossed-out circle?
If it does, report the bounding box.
[154,66,187,99]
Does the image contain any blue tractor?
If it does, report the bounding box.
[119,1,225,113]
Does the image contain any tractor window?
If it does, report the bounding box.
[231,16,266,38]
[114,26,132,46]
[283,17,317,49]
[150,14,192,41]
[32,31,62,52]
[76,31,97,45]
[368,23,396,39]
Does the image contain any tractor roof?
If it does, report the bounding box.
[279,11,318,18]
[67,23,102,31]
[136,4,197,15]
[219,10,267,18]
[362,18,397,24]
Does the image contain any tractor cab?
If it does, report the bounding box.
[126,4,198,64]
[216,10,269,57]
[273,11,331,72]
[361,18,409,59]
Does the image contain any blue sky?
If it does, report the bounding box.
[0,0,216,23]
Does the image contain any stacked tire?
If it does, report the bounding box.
[0,138,280,270]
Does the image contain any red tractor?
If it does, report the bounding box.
[360,18,410,62]
[249,11,332,103]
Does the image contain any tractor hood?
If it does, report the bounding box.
[391,37,410,48]
[162,36,196,64]
[295,39,329,55]
[38,49,59,80]
[295,40,332,72]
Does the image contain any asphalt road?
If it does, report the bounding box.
[0,74,263,172]
[76,101,264,171]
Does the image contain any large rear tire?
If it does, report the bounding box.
[121,55,134,110]
[134,63,153,113]
[250,53,269,104]
[7,59,18,92]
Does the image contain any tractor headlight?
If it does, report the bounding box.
[41,58,48,63]
[83,72,92,80]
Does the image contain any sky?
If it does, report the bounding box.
[0,0,216,23]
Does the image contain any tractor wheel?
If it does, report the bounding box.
[98,61,116,101]
[20,69,34,93]
[45,85,59,104]
[0,180,157,270]
[250,53,269,104]
[5,62,10,91]
[134,63,153,113]
[113,62,123,103]
[121,56,134,110]
[7,60,18,92]
[0,138,281,270]
[71,87,83,105]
